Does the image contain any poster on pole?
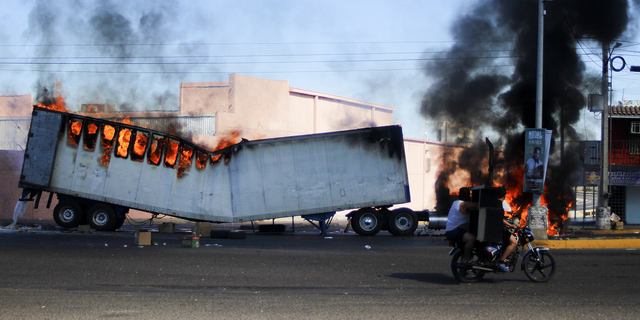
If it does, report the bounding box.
[523,128,551,193]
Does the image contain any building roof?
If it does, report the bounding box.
[610,105,640,117]
[610,101,640,117]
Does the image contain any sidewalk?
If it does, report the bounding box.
[532,224,640,249]
[4,219,640,249]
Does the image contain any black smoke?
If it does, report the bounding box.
[423,0,638,221]
[27,0,182,111]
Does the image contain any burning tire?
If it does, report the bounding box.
[88,204,117,231]
[387,208,418,236]
[53,201,84,229]
[350,208,382,236]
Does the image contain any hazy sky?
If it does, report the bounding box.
[0,0,639,140]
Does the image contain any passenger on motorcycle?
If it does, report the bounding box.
[444,188,478,264]
[497,187,518,272]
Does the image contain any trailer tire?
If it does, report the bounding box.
[228,231,247,239]
[114,216,126,230]
[88,204,117,231]
[388,208,418,236]
[53,201,84,229]
[210,230,231,238]
[351,208,382,236]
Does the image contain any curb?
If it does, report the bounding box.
[533,239,640,249]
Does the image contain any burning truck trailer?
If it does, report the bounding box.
[17,106,428,235]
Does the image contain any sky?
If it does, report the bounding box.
[1,0,639,141]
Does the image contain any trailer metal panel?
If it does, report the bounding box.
[20,110,62,187]
[21,107,409,223]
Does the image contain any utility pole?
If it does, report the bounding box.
[597,42,611,229]
[527,0,548,240]
[533,0,544,207]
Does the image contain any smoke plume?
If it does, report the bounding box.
[422,0,638,221]
[27,0,184,112]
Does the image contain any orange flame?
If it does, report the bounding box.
[196,151,207,169]
[87,123,98,134]
[164,139,179,168]
[501,166,570,236]
[209,129,241,165]
[117,128,132,158]
[131,132,148,162]
[36,80,68,112]
[67,120,82,146]
[100,124,116,166]
[177,145,194,178]
[83,123,99,151]
[148,136,165,165]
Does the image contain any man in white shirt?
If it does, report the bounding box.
[497,187,518,272]
[444,188,478,263]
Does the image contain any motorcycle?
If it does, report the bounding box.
[449,226,556,283]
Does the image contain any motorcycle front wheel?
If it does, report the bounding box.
[451,250,485,283]
[522,250,556,282]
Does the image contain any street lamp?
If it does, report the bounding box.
[597,41,622,229]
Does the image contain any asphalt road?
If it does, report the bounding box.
[1,228,639,319]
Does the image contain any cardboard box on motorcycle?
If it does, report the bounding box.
[468,186,504,242]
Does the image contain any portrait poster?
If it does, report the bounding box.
[523,128,551,193]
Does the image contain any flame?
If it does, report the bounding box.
[100,124,116,166]
[120,117,134,125]
[148,136,165,165]
[211,154,222,164]
[177,145,194,178]
[67,120,82,146]
[117,128,132,158]
[196,151,207,169]
[209,129,241,165]
[212,129,240,152]
[88,123,98,134]
[131,132,148,162]
[36,80,68,112]
[500,166,570,236]
[164,139,179,168]
[83,123,99,151]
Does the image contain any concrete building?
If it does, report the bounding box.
[0,74,463,225]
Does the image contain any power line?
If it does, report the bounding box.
[0,64,517,75]
[0,40,518,48]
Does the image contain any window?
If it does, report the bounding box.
[67,118,82,146]
[83,122,99,151]
[130,131,149,162]
[147,134,165,166]
[632,122,640,134]
[631,123,640,155]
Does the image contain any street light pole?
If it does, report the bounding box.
[597,42,611,229]
[533,0,544,207]
[600,42,610,207]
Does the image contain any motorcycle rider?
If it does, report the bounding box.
[497,187,518,272]
[445,187,478,264]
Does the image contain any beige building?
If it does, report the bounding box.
[0,74,466,225]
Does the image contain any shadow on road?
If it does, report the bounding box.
[389,272,532,285]
[388,273,459,285]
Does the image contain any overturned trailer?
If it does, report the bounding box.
[18,107,419,235]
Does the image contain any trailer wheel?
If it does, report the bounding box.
[351,209,382,236]
[114,216,126,230]
[388,208,418,236]
[53,201,84,229]
[88,204,117,231]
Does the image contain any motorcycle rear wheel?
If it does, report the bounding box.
[523,251,556,282]
[451,250,486,283]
